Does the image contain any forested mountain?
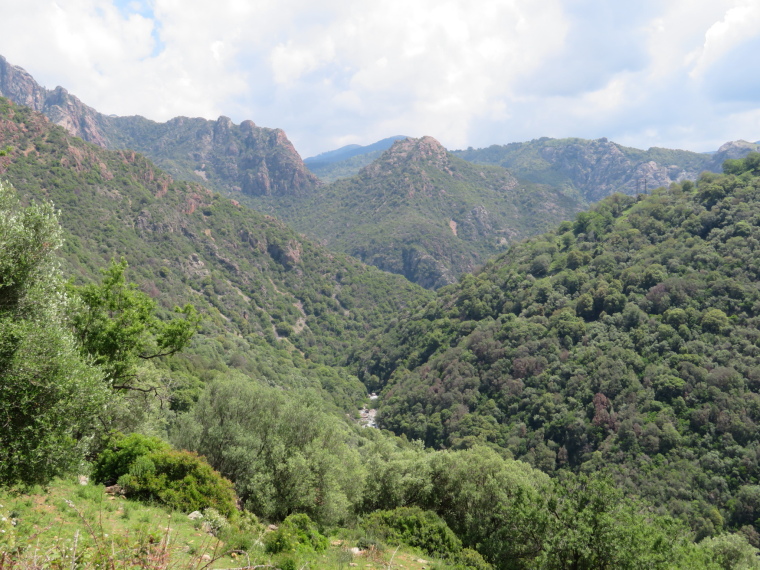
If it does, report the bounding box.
[0,96,430,412]
[453,137,760,202]
[352,153,760,540]
[0,55,320,198]
[261,136,582,288]
[5,53,760,569]
[4,97,760,569]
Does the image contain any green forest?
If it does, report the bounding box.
[4,95,760,569]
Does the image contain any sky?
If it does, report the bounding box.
[0,0,759,158]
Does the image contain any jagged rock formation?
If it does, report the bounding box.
[0,55,319,198]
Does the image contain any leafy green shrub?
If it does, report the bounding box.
[450,548,493,570]
[92,433,169,485]
[264,513,328,554]
[200,507,229,536]
[93,433,237,517]
[361,506,462,558]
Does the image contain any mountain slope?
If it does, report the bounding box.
[266,136,583,288]
[452,136,760,202]
[305,135,408,182]
[352,155,760,536]
[0,55,320,198]
[0,97,431,408]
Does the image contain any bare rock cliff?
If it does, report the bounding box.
[0,55,318,197]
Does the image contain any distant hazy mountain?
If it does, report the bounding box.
[305,136,409,165]
[0,55,320,198]
[304,136,408,182]
[268,136,583,288]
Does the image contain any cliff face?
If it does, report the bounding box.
[106,114,321,197]
[0,56,111,146]
[0,55,319,198]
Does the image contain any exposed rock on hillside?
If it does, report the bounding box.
[0,55,319,198]
[453,136,760,203]
[268,136,582,288]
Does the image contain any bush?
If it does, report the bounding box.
[361,506,462,558]
[264,513,328,554]
[93,433,237,517]
[92,433,169,485]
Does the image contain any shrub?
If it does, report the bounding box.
[264,513,328,554]
[361,506,462,559]
[93,433,237,517]
[92,433,169,485]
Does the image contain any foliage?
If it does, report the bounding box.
[92,432,169,485]
[263,513,328,554]
[536,475,692,569]
[352,160,760,538]
[0,181,108,487]
[93,432,237,517]
[361,506,462,558]
[68,259,200,387]
[172,376,365,525]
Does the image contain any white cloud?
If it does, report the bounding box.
[0,0,758,156]
[689,0,760,79]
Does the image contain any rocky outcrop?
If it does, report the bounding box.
[535,139,695,202]
[454,137,760,203]
[362,136,458,179]
[0,56,111,146]
[0,54,319,198]
[708,140,760,170]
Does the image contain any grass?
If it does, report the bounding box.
[0,479,458,569]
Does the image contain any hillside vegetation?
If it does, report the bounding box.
[260,136,582,288]
[4,91,760,568]
[352,153,760,541]
[0,97,431,421]
[453,137,760,202]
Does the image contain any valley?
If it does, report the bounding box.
[2,53,760,569]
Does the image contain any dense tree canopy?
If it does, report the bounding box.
[352,155,760,538]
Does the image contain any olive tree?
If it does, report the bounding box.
[0,182,107,486]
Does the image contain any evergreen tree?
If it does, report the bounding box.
[0,182,107,486]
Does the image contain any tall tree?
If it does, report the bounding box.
[0,182,107,486]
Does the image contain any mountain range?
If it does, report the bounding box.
[3,53,760,291]
[6,51,760,566]
[268,136,582,288]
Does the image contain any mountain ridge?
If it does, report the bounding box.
[262,135,583,288]
[0,55,320,198]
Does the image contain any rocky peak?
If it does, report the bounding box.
[0,56,111,147]
[0,55,47,111]
[0,54,319,199]
[711,140,760,165]
[361,136,453,178]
